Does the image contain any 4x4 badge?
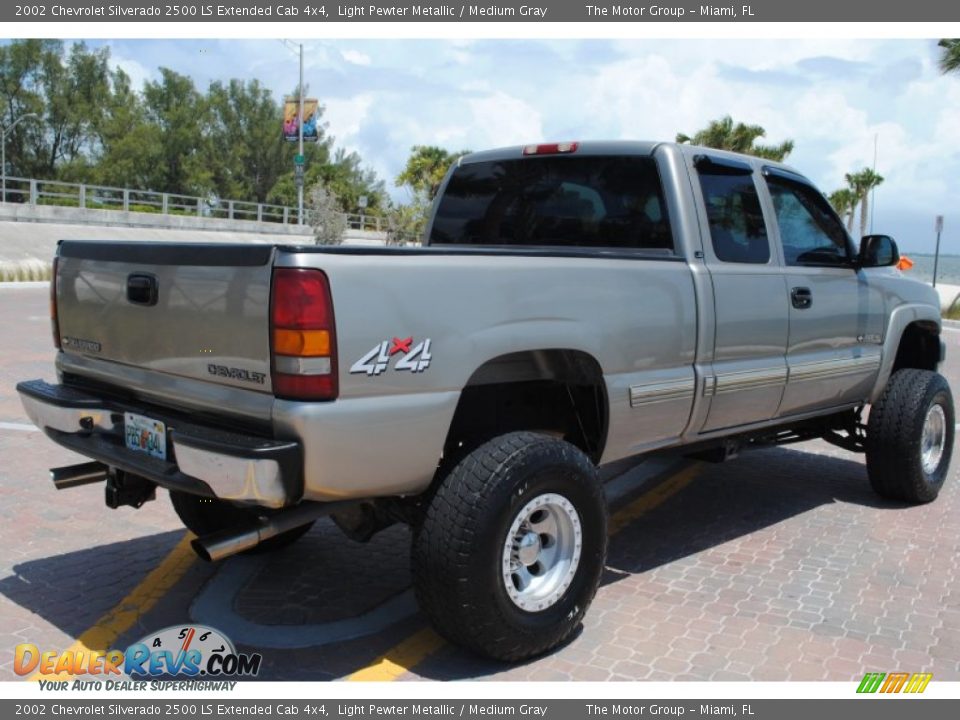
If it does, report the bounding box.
[350,337,433,376]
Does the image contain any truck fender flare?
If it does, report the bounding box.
[869,304,942,403]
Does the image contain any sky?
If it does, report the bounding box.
[72,38,960,253]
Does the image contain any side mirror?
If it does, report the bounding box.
[858,234,899,268]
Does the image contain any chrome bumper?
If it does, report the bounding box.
[17,379,301,509]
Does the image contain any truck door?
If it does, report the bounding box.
[760,167,885,416]
[692,155,790,432]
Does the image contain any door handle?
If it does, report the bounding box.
[127,273,158,306]
[791,286,812,309]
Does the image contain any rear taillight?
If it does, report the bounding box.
[51,257,61,349]
[270,268,337,400]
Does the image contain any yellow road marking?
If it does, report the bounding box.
[31,532,196,681]
[607,462,701,535]
[347,627,445,681]
[348,461,702,681]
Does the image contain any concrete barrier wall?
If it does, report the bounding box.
[0,205,389,265]
[0,202,311,236]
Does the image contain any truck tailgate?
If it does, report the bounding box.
[56,241,275,393]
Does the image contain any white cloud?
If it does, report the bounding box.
[110,56,153,91]
[342,50,371,67]
[88,39,960,251]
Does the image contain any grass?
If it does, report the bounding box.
[0,260,52,283]
[944,304,960,321]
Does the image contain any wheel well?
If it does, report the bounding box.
[442,350,608,464]
[892,321,940,374]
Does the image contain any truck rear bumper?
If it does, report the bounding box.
[16,379,301,509]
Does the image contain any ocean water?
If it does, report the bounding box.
[898,253,960,286]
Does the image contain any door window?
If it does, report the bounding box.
[765,175,852,266]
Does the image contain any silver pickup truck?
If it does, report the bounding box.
[18,141,953,661]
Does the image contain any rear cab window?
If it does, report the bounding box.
[694,156,771,265]
[429,155,675,253]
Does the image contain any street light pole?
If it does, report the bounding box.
[298,43,304,226]
[1,112,38,203]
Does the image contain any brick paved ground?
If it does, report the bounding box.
[1,285,958,683]
[410,443,960,681]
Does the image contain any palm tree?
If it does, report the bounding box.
[939,39,960,74]
[395,145,470,201]
[845,168,884,238]
[828,188,857,232]
[676,115,794,161]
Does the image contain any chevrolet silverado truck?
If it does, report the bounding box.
[18,141,953,662]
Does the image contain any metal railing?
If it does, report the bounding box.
[0,176,388,232]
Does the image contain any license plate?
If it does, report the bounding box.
[124,412,166,461]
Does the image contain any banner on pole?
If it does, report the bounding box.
[283,98,320,143]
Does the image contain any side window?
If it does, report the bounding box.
[697,171,770,264]
[765,175,852,266]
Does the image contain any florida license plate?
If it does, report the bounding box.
[124,412,166,460]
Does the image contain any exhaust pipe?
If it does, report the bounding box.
[191,499,358,562]
[50,461,109,490]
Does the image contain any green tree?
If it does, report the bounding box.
[92,67,160,190]
[393,145,469,239]
[39,42,111,178]
[676,115,794,161]
[828,188,857,233]
[939,39,960,74]
[141,68,211,194]
[396,145,469,201]
[844,168,884,239]
[204,78,285,202]
[1,41,59,180]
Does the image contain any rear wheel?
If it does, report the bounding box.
[412,432,607,662]
[866,369,954,503]
[169,491,314,554]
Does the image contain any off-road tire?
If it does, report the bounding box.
[866,369,954,503]
[169,491,314,554]
[412,432,607,662]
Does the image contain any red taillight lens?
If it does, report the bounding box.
[51,257,61,350]
[270,268,337,401]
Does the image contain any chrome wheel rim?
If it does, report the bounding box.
[501,492,582,612]
[921,404,947,475]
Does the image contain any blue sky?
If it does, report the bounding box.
[80,39,960,253]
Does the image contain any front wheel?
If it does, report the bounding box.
[412,432,608,662]
[866,369,954,503]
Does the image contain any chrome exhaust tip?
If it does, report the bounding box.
[191,527,263,563]
[50,461,109,490]
[189,499,359,562]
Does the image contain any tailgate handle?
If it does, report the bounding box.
[127,273,158,306]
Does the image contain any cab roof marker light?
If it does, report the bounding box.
[522,142,580,156]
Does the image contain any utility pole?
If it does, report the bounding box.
[869,133,878,234]
[298,43,304,226]
[933,215,944,288]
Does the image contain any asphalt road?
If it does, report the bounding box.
[1,284,958,684]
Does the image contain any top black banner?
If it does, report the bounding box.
[3,0,958,23]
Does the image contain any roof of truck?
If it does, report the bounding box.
[458,140,805,181]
